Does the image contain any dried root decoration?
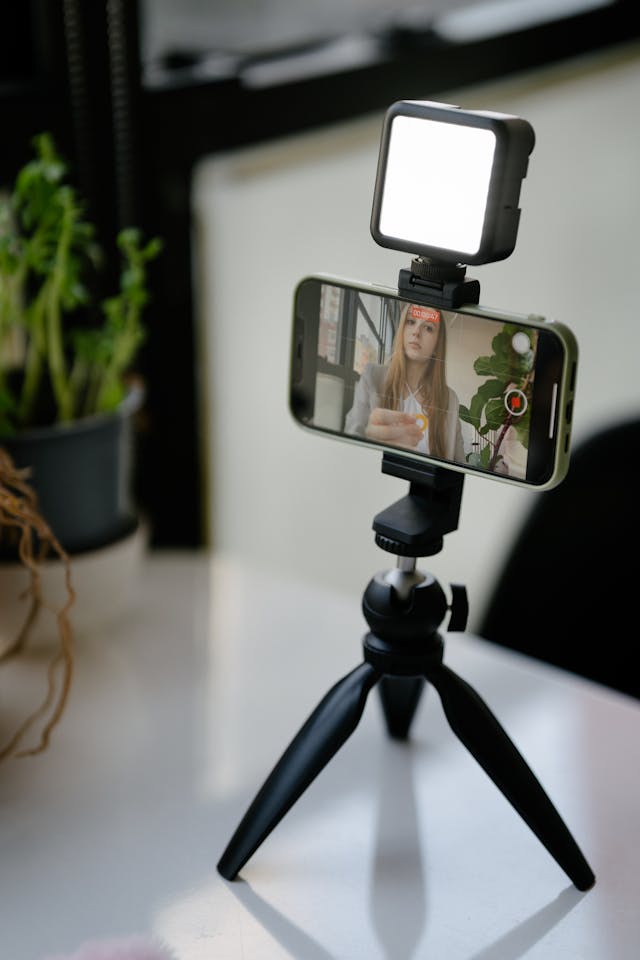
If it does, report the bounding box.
[0,448,75,761]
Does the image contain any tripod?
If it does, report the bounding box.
[217,454,595,891]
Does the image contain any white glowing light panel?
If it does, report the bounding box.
[377,115,497,257]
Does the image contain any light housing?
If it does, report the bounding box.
[370,100,535,266]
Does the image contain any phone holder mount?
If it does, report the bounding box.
[217,441,596,890]
[398,255,480,309]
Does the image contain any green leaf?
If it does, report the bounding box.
[473,355,497,377]
[459,403,473,426]
[484,396,508,431]
[96,380,125,411]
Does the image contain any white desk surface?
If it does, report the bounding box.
[1,551,639,960]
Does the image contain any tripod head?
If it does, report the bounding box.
[364,451,469,655]
[373,452,464,558]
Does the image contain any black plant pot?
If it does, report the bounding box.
[1,388,143,556]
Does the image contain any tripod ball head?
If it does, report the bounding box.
[363,569,448,642]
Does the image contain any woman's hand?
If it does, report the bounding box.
[365,408,423,448]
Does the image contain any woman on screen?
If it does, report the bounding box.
[344,302,464,460]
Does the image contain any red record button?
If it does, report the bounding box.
[504,388,528,417]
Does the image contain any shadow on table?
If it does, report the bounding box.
[229,729,586,960]
[469,886,584,960]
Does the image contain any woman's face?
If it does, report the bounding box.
[402,305,441,364]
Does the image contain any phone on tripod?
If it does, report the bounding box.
[219,99,596,894]
[290,274,577,490]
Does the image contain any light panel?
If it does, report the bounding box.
[378,116,496,257]
[370,100,535,266]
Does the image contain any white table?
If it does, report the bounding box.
[1,551,639,959]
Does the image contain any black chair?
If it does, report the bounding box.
[478,416,640,700]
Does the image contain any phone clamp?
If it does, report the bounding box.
[398,256,480,309]
[217,454,595,892]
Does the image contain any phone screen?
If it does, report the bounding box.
[291,277,576,488]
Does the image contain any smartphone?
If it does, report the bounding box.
[290,274,578,490]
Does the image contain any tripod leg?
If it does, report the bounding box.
[378,676,426,739]
[217,662,379,880]
[425,662,595,891]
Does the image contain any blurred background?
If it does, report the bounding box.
[2,0,639,630]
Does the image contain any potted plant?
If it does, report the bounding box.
[0,132,162,548]
[0,132,161,760]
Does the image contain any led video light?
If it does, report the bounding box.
[370,100,535,265]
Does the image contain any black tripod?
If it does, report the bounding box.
[217,453,595,890]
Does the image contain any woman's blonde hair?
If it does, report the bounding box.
[381,303,450,458]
